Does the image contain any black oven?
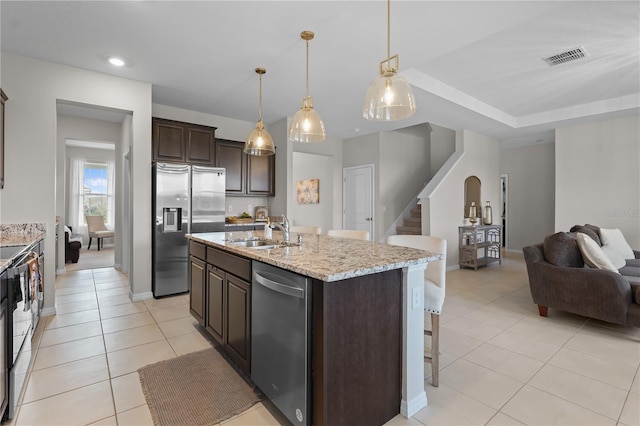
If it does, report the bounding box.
[0,269,8,421]
[3,248,37,421]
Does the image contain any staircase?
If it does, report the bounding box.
[395,204,422,235]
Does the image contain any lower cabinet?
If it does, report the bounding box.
[189,255,206,324]
[189,241,251,375]
[225,274,251,373]
[205,265,225,344]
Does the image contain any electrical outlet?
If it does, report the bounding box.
[228,205,233,213]
[412,287,421,309]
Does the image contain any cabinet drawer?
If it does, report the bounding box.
[206,246,251,282]
[189,241,206,261]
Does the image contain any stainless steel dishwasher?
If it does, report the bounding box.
[251,261,311,425]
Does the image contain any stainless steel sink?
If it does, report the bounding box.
[231,240,277,248]
[226,238,301,250]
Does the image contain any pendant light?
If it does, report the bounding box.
[288,30,326,143]
[245,68,276,156]
[362,0,416,121]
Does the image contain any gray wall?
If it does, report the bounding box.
[501,142,555,250]
[556,115,640,248]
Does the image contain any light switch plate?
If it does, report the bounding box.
[412,287,421,309]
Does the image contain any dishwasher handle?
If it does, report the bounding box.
[253,271,305,299]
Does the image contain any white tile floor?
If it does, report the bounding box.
[9,252,640,425]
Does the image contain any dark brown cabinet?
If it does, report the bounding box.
[189,243,252,375]
[225,274,251,372]
[152,118,216,165]
[206,265,225,344]
[215,139,275,196]
[188,247,206,325]
[215,140,244,194]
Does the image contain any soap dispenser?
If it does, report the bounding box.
[264,217,272,239]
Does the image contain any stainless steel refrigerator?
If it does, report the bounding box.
[152,163,225,297]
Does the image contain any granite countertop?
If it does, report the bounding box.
[187,231,442,282]
[0,231,46,274]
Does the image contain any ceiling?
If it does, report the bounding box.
[2,1,639,147]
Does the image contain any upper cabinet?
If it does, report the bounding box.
[215,139,275,197]
[1,89,7,189]
[152,117,216,166]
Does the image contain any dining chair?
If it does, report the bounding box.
[327,229,370,241]
[85,215,115,251]
[290,225,321,235]
[387,234,447,387]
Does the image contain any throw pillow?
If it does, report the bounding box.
[600,228,635,270]
[569,225,601,246]
[576,233,620,274]
[543,232,584,268]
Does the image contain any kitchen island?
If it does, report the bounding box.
[187,231,441,425]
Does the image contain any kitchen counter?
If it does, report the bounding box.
[0,223,46,273]
[187,230,440,282]
[187,230,441,422]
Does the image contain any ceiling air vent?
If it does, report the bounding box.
[543,46,588,66]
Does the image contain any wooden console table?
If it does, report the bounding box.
[458,225,502,270]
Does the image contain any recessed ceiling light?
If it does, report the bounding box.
[108,57,125,67]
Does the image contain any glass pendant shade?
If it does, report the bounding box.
[363,72,416,121]
[245,119,275,156]
[289,98,325,143]
[363,0,417,121]
[288,30,325,143]
[245,67,275,156]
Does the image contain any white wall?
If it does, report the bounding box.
[292,135,343,231]
[426,130,501,267]
[556,115,640,248]
[1,52,152,308]
[430,124,456,177]
[380,130,431,240]
[501,142,555,250]
[291,152,332,234]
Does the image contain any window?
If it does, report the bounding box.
[83,162,109,221]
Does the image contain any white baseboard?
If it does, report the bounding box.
[446,264,460,272]
[41,307,56,317]
[130,291,153,302]
[400,391,428,418]
[56,267,66,275]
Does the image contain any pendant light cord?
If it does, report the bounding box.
[258,73,263,121]
[387,0,391,60]
[305,39,310,98]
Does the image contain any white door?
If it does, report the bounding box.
[343,164,374,238]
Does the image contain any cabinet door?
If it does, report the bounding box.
[206,266,225,344]
[247,154,275,196]
[189,256,206,324]
[215,140,245,194]
[153,119,185,163]
[185,125,215,165]
[225,274,251,374]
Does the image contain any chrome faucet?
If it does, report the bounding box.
[271,214,290,242]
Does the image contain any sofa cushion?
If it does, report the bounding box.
[620,266,640,277]
[543,232,584,268]
[569,225,601,246]
[576,233,620,274]
[628,280,640,304]
[627,259,640,267]
[600,228,635,270]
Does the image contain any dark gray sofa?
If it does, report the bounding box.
[523,226,640,327]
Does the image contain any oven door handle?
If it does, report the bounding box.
[8,251,38,277]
